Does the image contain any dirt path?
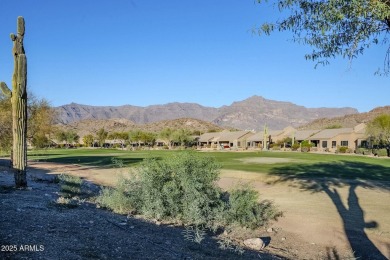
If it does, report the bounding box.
[219,170,390,259]
[2,161,389,259]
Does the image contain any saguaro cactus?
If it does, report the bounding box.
[262,124,268,151]
[0,17,28,188]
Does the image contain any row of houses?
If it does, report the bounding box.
[197,123,369,153]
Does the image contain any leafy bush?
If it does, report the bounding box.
[99,152,223,228]
[300,140,314,152]
[137,153,223,228]
[59,174,82,198]
[225,184,282,229]
[97,175,138,214]
[373,148,388,157]
[355,148,366,154]
[291,143,300,151]
[363,149,372,155]
[32,133,50,148]
[98,152,282,234]
[337,146,348,153]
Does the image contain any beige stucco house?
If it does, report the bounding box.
[247,126,296,149]
[308,123,367,152]
[198,130,254,149]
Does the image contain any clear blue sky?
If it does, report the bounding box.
[0,0,388,112]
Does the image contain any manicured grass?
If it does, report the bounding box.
[26,148,390,182]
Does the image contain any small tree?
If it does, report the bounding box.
[172,129,192,147]
[256,0,390,74]
[96,128,108,148]
[31,133,50,148]
[55,130,79,148]
[0,92,12,153]
[55,131,66,146]
[367,114,390,155]
[83,134,94,147]
[28,95,55,146]
[141,131,156,147]
[128,130,144,147]
[159,128,174,149]
[66,131,79,146]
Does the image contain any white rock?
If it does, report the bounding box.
[243,238,265,250]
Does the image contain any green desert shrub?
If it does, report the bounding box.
[59,174,82,198]
[136,152,223,228]
[373,148,388,157]
[300,140,314,152]
[355,148,366,154]
[337,146,349,153]
[98,152,282,233]
[97,175,139,214]
[99,152,223,228]
[291,143,300,151]
[225,184,283,229]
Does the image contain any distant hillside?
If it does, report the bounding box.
[299,106,390,130]
[55,95,358,130]
[58,118,225,138]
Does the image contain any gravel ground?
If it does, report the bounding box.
[0,164,282,260]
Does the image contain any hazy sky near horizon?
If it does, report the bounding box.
[0,0,388,112]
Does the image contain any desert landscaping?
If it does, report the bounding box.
[2,2,390,259]
[1,150,389,259]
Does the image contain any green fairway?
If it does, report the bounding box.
[25,148,390,182]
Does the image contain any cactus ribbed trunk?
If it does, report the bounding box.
[0,17,28,188]
[12,54,27,187]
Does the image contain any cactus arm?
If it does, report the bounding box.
[0,82,12,98]
[17,16,25,36]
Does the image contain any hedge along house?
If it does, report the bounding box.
[198,130,254,149]
[308,123,367,152]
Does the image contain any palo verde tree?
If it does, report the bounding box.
[96,128,108,148]
[0,17,28,188]
[0,92,12,153]
[257,0,390,74]
[82,134,94,147]
[366,114,390,152]
[0,92,54,150]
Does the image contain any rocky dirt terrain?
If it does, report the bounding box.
[0,162,282,260]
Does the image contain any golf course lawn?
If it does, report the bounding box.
[26,148,390,182]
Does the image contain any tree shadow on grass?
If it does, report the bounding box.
[31,155,145,168]
[269,161,390,259]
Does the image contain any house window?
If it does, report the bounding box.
[237,141,241,147]
[341,141,348,147]
[332,141,337,148]
[322,141,327,148]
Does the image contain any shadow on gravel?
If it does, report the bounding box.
[0,163,284,260]
[269,161,390,260]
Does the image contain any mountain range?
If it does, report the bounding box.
[55,96,358,130]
